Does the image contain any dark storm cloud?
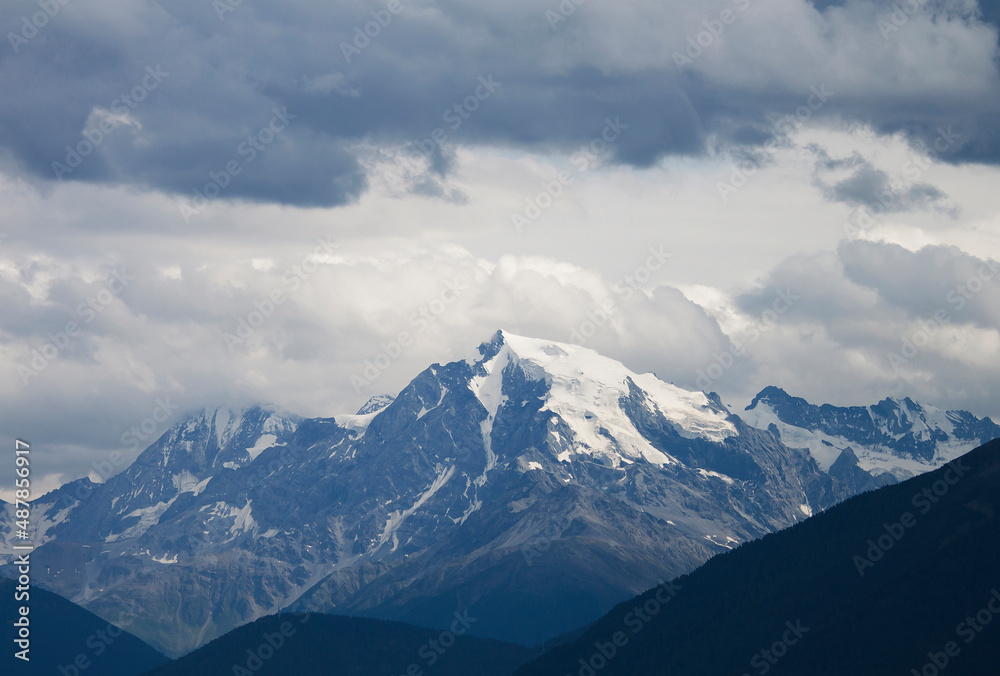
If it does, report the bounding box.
[0,0,998,210]
[824,164,953,214]
[809,145,959,216]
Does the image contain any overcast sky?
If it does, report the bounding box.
[1,0,999,497]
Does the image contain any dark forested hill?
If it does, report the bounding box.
[142,612,535,676]
[0,577,168,675]
[516,439,1000,676]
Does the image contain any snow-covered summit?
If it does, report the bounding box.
[160,405,298,468]
[742,386,1000,479]
[357,394,396,416]
[466,330,737,466]
[22,331,978,657]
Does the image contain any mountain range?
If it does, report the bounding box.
[1,330,997,658]
[742,385,999,482]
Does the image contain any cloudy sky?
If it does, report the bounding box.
[1,0,999,496]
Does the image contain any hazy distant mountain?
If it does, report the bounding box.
[140,613,533,676]
[515,438,1000,676]
[742,386,1000,481]
[2,331,993,658]
[0,577,167,675]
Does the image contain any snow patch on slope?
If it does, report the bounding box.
[108,497,178,542]
[696,468,735,485]
[741,403,844,472]
[172,471,212,496]
[376,465,455,550]
[470,349,510,485]
[212,409,243,449]
[21,502,76,546]
[246,434,277,460]
[231,501,255,535]
[416,386,449,421]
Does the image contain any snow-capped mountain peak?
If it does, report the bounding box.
[467,330,736,467]
[742,386,1000,479]
[12,334,996,658]
[356,394,396,416]
[165,404,299,469]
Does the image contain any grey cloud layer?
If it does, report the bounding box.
[816,160,955,216]
[0,240,733,486]
[1,0,998,209]
[735,240,1000,415]
[1,235,996,489]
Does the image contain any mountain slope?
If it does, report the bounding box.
[140,613,534,676]
[515,439,1000,676]
[0,577,168,675]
